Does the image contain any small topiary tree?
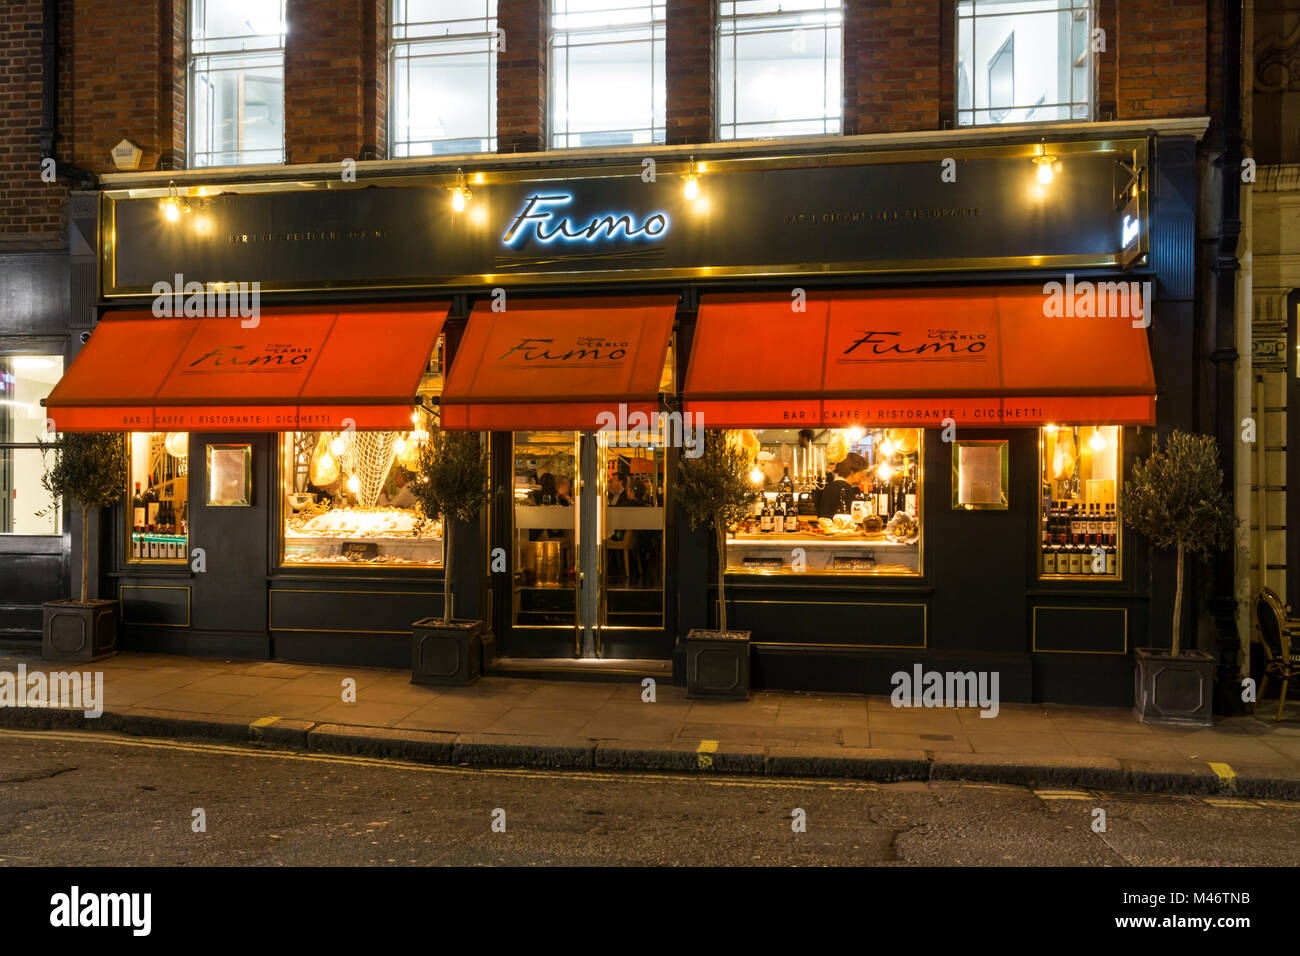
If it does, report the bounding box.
[676,429,760,634]
[1122,430,1234,657]
[38,432,129,604]
[410,425,491,624]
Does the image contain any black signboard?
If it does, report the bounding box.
[103,139,1150,296]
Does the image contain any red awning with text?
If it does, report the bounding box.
[682,287,1156,428]
[43,303,449,431]
[440,295,677,430]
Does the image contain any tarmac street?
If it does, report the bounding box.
[3,728,1300,866]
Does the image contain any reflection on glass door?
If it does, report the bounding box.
[511,432,579,639]
[599,437,666,644]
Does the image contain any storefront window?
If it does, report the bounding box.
[1,354,63,535]
[127,432,190,563]
[726,427,922,575]
[1038,424,1121,579]
[280,406,443,567]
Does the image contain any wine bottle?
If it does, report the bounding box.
[132,481,146,530]
[144,476,159,526]
[904,469,918,518]
[760,498,773,533]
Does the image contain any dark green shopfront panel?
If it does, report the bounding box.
[720,588,927,649]
[119,584,190,627]
[1032,605,1128,655]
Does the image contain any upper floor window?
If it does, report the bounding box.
[550,0,666,148]
[188,0,286,167]
[718,0,842,141]
[391,0,498,157]
[956,0,1094,127]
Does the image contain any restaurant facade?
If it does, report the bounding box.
[34,118,1211,706]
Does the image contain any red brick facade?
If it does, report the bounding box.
[666,0,714,145]
[497,0,547,154]
[0,0,1224,243]
[285,0,387,165]
[0,0,72,239]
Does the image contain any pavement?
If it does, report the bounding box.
[3,649,1300,799]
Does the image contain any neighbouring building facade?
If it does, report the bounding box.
[0,0,1256,708]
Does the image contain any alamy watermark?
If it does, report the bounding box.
[891,664,999,718]
[1042,276,1151,328]
[595,403,703,458]
[0,664,103,718]
[152,273,261,327]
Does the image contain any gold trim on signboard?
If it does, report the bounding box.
[1031,605,1129,654]
[119,584,191,627]
[101,138,1151,297]
[206,443,252,507]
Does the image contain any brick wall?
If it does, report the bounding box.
[666,0,714,145]
[497,0,547,153]
[285,0,386,165]
[0,0,72,240]
[1115,0,1208,119]
[854,0,942,133]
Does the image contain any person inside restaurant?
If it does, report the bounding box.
[817,452,869,518]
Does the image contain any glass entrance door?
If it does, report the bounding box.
[507,430,669,659]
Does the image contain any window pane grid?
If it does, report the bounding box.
[188,0,286,167]
[956,0,1093,127]
[718,2,842,141]
[550,0,666,149]
[391,1,497,157]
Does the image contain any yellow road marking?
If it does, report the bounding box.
[1203,798,1258,809]
[1256,800,1300,811]
[0,728,845,792]
[1033,790,1092,800]
[1209,762,1236,784]
[250,716,281,729]
[696,739,718,770]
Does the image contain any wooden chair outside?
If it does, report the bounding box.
[1254,587,1300,721]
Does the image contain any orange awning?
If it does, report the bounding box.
[440,295,677,430]
[44,303,448,431]
[683,287,1156,428]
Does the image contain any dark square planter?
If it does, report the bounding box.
[42,600,119,663]
[411,618,483,687]
[1133,647,1214,727]
[685,628,751,700]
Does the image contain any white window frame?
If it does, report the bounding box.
[187,0,287,168]
[549,0,667,150]
[716,0,844,142]
[955,0,1095,128]
[390,0,499,157]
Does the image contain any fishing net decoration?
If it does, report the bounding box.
[335,430,402,509]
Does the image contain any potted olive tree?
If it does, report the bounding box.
[1123,430,1235,726]
[37,432,129,662]
[676,429,760,699]
[408,425,491,686]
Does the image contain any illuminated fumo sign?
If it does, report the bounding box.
[502,193,669,246]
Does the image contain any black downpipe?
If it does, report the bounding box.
[39,0,97,189]
[1210,0,1244,714]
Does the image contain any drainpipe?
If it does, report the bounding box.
[39,0,97,190]
[1210,0,1246,714]
[1234,0,1254,691]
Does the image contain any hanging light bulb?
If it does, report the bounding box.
[451,167,472,212]
[345,473,361,495]
[749,465,764,484]
[878,437,894,457]
[393,436,407,455]
[1089,430,1106,451]
[330,435,346,456]
[846,425,866,443]
[683,156,700,201]
[877,462,894,482]
[1031,140,1058,185]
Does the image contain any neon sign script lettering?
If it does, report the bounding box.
[1121,214,1140,247]
[502,193,669,246]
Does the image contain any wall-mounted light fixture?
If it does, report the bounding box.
[1030,140,1058,185]
[160,181,190,222]
[451,168,472,212]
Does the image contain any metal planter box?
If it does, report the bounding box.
[42,600,119,663]
[411,618,483,687]
[685,628,751,700]
[1133,647,1215,727]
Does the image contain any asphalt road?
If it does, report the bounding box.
[2,727,1299,867]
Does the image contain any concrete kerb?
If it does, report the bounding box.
[2,705,1299,799]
